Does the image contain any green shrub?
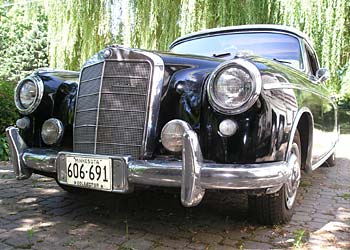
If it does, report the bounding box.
[0,135,9,161]
[0,81,18,132]
[0,81,18,160]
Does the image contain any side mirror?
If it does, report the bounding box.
[315,68,330,83]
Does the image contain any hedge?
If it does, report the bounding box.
[0,81,18,160]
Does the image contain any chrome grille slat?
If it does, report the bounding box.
[75,108,98,113]
[100,91,147,96]
[80,76,102,83]
[75,125,144,130]
[78,93,100,98]
[103,75,149,79]
[95,142,142,147]
[73,59,152,158]
[76,108,145,114]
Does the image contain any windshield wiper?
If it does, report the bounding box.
[273,58,291,64]
[213,52,231,58]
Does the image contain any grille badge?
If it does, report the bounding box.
[103,49,112,59]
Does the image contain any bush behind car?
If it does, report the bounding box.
[0,81,19,160]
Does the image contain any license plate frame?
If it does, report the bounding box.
[57,152,131,193]
[66,155,112,191]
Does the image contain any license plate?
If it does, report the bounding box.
[66,156,112,191]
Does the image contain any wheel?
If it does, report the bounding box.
[325,152,336,167]
[248,131,302,225]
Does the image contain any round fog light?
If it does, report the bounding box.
[161,120,191,152]
[41,118,64,145]
[219,119,238,137]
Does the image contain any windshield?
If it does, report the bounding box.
[171,32,304,70]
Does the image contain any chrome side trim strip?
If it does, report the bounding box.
[263,83,335,100]
[311,142,337,171]
[5,126,32,179]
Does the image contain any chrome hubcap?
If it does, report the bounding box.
[285,144,301,209]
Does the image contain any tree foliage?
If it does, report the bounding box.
[0,0,349,98]
[45,0,112,70]
[45,0,349,99]
[0,2,48,82]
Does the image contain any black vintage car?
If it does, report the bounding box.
[6,25,338,224]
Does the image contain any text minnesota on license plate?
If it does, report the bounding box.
[66,156,112,191]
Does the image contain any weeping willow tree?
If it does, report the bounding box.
[46,0,349,98]
[277,0,349,93]
[45,0,112,70]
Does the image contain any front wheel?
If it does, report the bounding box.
[325,152,336,167]
[248,132,301,225]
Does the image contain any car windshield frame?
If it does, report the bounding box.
[170,31,306,72]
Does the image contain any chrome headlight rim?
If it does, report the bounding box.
[207,59,262,115]
[14,75,44,115]
[41,118,64,145]
[161,119,191,153]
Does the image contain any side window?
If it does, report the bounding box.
[305,45,318,76]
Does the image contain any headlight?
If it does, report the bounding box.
[161,120,191,152]
[41,118,64,145]
[15,75,44,114]
[207,59,261,114]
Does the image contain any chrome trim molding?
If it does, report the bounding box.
[94,61,106,154]
[263,83,334,100]
[207,58,262,115]
[6,121,298,207]
[137,50,165,157]
[5,126,32,179]
[14,75,44,115]
[311,143,337,171]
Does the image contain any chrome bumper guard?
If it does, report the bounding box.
[6,125,293,207]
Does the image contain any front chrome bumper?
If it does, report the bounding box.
[6,125,293,207]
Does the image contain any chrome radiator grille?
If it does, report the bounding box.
[73,60,152,158]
